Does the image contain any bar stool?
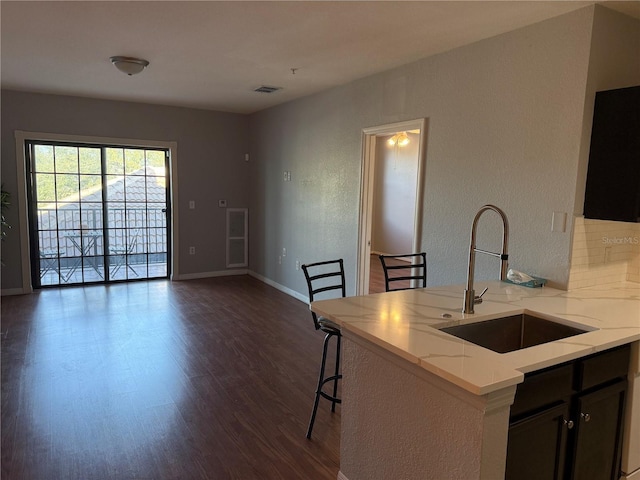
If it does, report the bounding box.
[301,259,346,439]
[378,252,427,291]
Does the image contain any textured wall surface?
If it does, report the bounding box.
[567,6,640,291]
[4,6,638,295]
[573,6,640,217]
[248,7,600,294]
[340,337,512,480]
[0,91,249,290]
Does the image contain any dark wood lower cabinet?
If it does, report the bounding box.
[571,380,627,480]
[506,403,569,480]
[506,345,630,480]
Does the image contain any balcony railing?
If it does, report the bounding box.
[37,207,167,256]
[37,207,168,285]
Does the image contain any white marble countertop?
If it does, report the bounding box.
[311,281,640,395]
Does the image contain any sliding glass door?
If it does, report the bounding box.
[27,141,170,287]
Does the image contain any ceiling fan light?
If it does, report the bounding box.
[110,56,149,76]
[388,132,410,147]
[397,132,410,146]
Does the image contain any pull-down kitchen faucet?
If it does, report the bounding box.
[463,205,509,314]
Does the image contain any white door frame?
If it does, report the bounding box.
[13,130,179,294]
[357,118,427,295]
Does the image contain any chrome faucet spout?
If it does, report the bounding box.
[463,205,509,314]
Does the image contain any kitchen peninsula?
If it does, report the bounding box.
[311,281,640,480]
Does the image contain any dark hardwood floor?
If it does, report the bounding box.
[369,254,412,293]
[369,254,386,294]
[1,276,340,479]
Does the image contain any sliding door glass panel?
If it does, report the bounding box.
[79,148,101,174]
[104,147,168,281]
[29,141,169,287]
[106,147,136,281]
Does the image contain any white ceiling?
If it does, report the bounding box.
[2,1,639,114]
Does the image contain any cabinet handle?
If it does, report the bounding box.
[564,419,574,429]
[581,412,591,423]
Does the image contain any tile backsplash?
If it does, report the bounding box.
[568,217,640,289]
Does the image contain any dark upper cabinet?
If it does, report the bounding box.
[583,85,640,223]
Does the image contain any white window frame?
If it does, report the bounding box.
[14,130,179,293]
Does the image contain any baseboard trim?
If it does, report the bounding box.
[1,287,29,296]
[1,270,309,304]
[1,271,246,294]
[174,269,248,281]
[248,270,308,304]
[337,471,349,480]
[622,469,640,480]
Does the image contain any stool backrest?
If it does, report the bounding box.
[301,259,346,330]
[379,252,427,292]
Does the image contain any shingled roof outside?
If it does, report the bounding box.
[38,167,167,255]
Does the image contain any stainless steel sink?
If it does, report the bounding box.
[439,314,589,353]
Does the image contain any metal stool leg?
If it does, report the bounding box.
[307,331,341,439]
[331,334,341,412]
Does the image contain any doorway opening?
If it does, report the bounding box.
[358,119,427,295]
[26,140,171,287]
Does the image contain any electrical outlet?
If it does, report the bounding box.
[295,260,300,270]
[282,247,286,257]
[189,246,195,255]
[278,255,282,265]
[189,200,195,210]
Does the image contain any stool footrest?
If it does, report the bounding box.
[317,374,342,403]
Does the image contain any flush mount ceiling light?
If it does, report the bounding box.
[387,132,410,147]
[110,56,149,76]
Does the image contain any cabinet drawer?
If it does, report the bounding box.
[511,364,574,418]
[577,345,630,391]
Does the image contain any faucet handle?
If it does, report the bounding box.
[475,287,488,305]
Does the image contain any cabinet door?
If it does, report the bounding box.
[506,402,570,480]
[570,380,627,480]
[583,85,640,222]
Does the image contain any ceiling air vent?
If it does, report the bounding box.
[254,85,282,94]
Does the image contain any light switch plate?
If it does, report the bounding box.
[551,211,567,232]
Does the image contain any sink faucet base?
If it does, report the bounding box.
[463,288,476,314]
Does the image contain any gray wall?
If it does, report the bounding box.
[248,6,606,294]
[573,6,640,218]
[1,91,249,290]
[3,6,638,297]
